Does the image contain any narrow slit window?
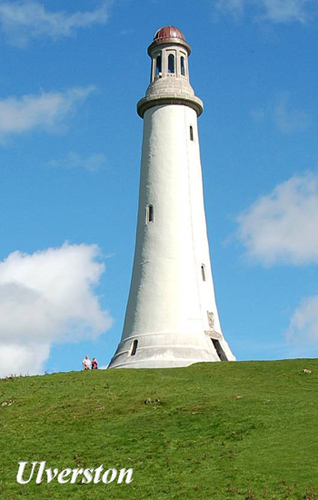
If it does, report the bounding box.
[130,339,138,356]
[146,204,154,224]
[155,55,162,76]
[168,54,175,74]
[190,126,194,141]
[201,264,206,282]
[181,56,185,76]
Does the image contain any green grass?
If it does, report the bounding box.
[1,359,318,499]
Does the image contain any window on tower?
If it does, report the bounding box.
[168,54,175,74]
[155,54,162,76]
[181,56,186,76]
[130,339,138,356]
[190,126,194,141]
[201,264,206,281]
[146,204,154,224]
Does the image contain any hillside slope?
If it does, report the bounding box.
[1,359,318,499]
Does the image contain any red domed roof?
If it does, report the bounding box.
[148,26,191,55]
[154,26,185,43]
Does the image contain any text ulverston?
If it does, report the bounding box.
[17,461,133,485]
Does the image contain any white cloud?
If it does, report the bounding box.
[0,1,110,47]
[214,0,245,20]
[48,151,107,172]
[260,0,315,23]
[251,94,311,134]
[272,94,311,134]
[214,0,318,24]
[0,344,50,378]
[0,243,113,377]
[287,294,318,347]
[0,86,95,142]
[236,172,318,265]
[237,171,318,356]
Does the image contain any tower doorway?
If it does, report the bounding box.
[211,339,228,361]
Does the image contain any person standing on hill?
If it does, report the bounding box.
[91,358,98,369]
[82,356,92,370]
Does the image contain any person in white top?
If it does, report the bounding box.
[82,355,92,370]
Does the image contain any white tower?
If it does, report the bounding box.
[109,26,235,369]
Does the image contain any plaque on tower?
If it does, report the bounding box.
[208,311,215,330]
[109,26,235,369]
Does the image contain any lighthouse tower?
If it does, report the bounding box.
[109,26,235,369]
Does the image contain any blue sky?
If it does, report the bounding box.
[0,0,317,376]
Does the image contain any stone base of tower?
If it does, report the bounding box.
[108,332,235,369]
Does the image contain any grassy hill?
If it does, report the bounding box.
[1,359,318,499]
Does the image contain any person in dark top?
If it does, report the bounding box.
[91,358,98,369]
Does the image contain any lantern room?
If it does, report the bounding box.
[148,26,191,83]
